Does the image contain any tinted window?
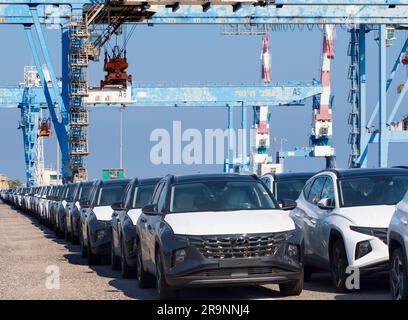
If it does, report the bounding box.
[321,177,335,207]
[303,180,313,199]
[275,178,309,203]
[169,180,277,213]
[307,177,326,204]
[79,184,92,202]
[151,182,164,205]
[339,175,408,207]
[96,183,128,206]
[133,185,156,209]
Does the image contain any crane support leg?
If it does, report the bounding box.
[27,7,71,181]
[379,24,388,168]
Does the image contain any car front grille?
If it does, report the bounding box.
[191,266,286,278]
[187,232,291,259]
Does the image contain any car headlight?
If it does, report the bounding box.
[350,226,388,244]
[355,240,372,260]
[173,249,187,266]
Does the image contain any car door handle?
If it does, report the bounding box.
[308,217,317,224]
[401,218,408,225]
[294,212,301,218]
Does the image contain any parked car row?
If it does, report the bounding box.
[1,168,408,300]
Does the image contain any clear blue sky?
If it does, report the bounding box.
[0,25,407,182]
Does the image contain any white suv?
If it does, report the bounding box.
[388,190,408,300]
[290,168,408,292]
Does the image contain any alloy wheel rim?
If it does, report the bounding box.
[391,255,403,300]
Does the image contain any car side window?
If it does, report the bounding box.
[303,180,313,199]
[307,177,327,204]
[261,177,270,189]
[151,182,164,205]
[157,182,168,213]
[320,177,336,207]
[123,183,133,208]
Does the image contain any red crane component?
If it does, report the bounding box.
[402,52,408,65]
[38,118,52,137]
[100,46,132,88]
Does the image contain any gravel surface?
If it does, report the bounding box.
[0,201,391,300]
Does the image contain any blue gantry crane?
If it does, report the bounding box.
[0,1,408,185]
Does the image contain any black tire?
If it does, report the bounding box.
[279,270,304,296]
[121,238,137,278]
[155,249,177,299]
[71,219,79,245]
[111,238,121,270]
[79,229,88,258]
[330,239,349,293]
[87,231,100,266]
[136,240,155,288]
[390,247,408,300]
[64,220,71,242]
[304,267,313,282]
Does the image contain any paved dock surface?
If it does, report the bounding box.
[0,201,390,300]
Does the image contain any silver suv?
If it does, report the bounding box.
[388,190,408,300]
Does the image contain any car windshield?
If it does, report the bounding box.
[79,185,92,202]
[169,180,277,213]
[275,178,309,203]
[133,185,156,208]
[339,175,408,207]
[66,185,76,199]
[96,183,128,206]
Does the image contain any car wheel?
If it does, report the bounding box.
[71,219,79,244]
[64,221,70,242]
[330,239,349,293]
[87,231,100,266]
[304,267,313,282]
[279,269,304,296]
[390,247,408,300]
[79,229,88,258]
[136,240,155,288]
[121,238,137,278]
[155,249,177,300]
[111,238,121,270]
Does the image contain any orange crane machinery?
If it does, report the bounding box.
[100,45,132,88]
[38,118,52,137]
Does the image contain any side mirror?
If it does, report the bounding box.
[80,200,90,208]
[142,204,158,215]
[317,198,335,210]
[111,201,123,211]
[281,199,297,211]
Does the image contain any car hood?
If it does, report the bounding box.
[128,208,142,225]
[164,210,295,236]
[333,205,395,228]
[92,206,113,221]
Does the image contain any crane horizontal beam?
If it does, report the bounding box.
[0,82,322,108]
[1,3,408,25]
[0,0,407,5]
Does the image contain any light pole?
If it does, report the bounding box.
[119,105,125,169]
[280,138,288,170]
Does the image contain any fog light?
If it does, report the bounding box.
[173,249,186,265]
[287,244,299,259]
[355,240,372,260]
[96,229,107,241]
